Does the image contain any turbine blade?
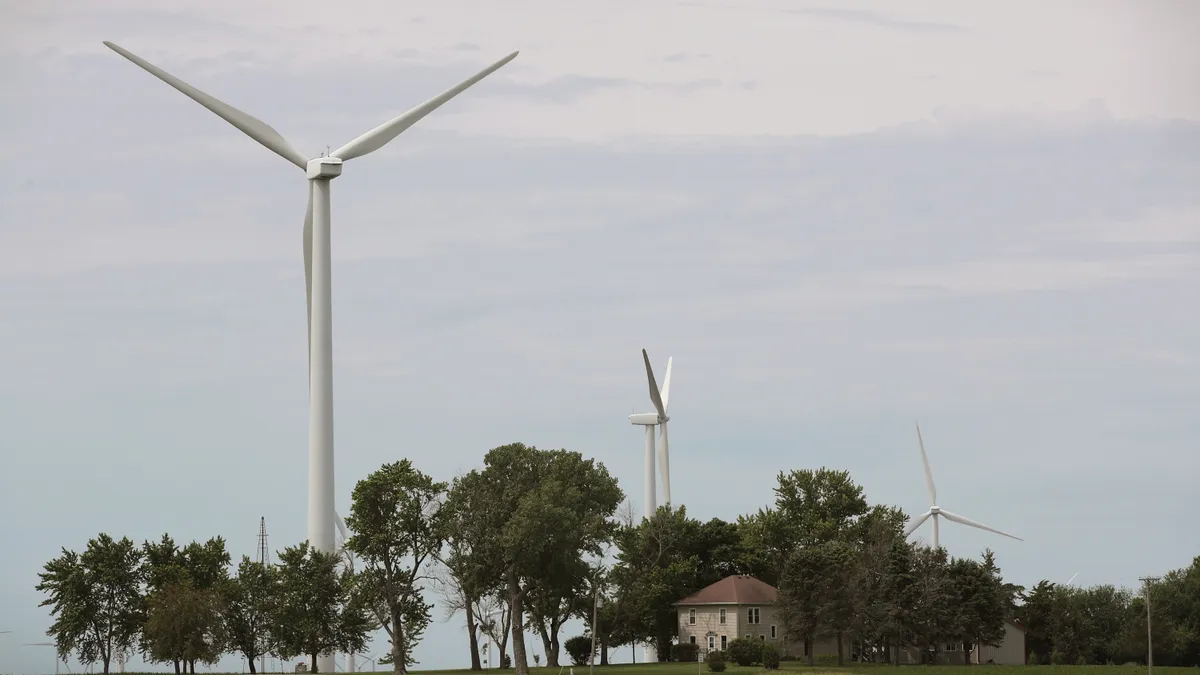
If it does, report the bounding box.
[939,509,1024,541]
[303,185,313,382]
[335,511,349,542]
[904,510,933,536]
[642,349,666,418]
[660,356,673,411]
[916,422,937,505]
[1066,572,1079,586]
[658,421,671,505]
[332,51,519,161]
[102,42,308,170]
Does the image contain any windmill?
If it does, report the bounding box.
[904,423,1023,549]
[24,643,70,675]
[101,42,518,673]
[628,349,673,517]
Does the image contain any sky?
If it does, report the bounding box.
[1,0,1199,672]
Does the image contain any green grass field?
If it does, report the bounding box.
[405,663,1177,675]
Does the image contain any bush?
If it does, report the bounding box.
[726,638,760,667]
[1050,650,1065,665]
[1027,652,1038,665]
[1076,654,1088,666]
[500,654,512,669]
[564,635,594,666]
[761,643,780,670]
[706,650,727,673]
[672,643,700,662]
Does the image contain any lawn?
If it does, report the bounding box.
[407,663,1177,675]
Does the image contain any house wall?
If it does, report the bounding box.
[973,623,1026,665]
[676,603,838,660]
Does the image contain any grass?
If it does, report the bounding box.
[407,663,1182,675]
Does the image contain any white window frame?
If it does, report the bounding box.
[747,607,761,625]
[719,608,727,625]
[708,635,716,650]
[689,608,696,625]
[720,635,728,650]
[689,636,696,645]
[770,625,777,640]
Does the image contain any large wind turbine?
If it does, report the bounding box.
[904,423,1023,549]
[629,349,673,518]
[102,44,518,668]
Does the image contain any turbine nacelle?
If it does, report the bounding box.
[306,157,344,180]
[629,412,666,426]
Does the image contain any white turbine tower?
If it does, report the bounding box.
[102,45,518,671]
[904,423,1023,549]
[629,349,673,517]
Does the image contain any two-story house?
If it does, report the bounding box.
[672,574,837,659]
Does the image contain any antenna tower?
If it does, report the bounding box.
[257,517,270,566]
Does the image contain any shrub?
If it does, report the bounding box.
[761,643,780,670]
[501,654,512,669]
[706,649,727,673]
[672,643,700,662]
[1050,649,1065,665]
[1027,652,1038,665]
[726,638,760,667]
[1076,654,1088,666]
[564,635,594,666]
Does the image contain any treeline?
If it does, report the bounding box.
[1019,573,1200,666]
[37,444,1200,675]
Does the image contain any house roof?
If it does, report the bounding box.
[673,575,778,606]
[1007,618,1027,633]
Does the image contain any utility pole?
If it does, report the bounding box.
[1140,576,1160,675]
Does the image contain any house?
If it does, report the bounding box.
[896,619,1027,665]
[672,575,838,659]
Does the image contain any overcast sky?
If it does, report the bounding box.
[2,0,1198,672]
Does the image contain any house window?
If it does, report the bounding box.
[689,636,696,645]
[708,636,716,650]
[719,608,727,625]
[759,635,766,642]
[720,635,727,650]
[689,608,696,625]
[770,625,777,640]
[946,643,959,652]
[747,607,761,625]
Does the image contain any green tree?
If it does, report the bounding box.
[446,443,623,675]
[268,542,372,672]
[222,556,276,672]
[36,534,145,675]
[523,555,589,666]
[947,556,1005,664]
[908,545,955,663]
[142,581,224,672]
[345,460,447,674]
[434,498,493,671]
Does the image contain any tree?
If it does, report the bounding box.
[946,556,1005,664]
[36,534,145,675]
[268,542,373,672]
[908,545,955,663]
[222,556,276,673]
[142,582,223,672]
[345,460,447,674]
[446,443,623,675]
[139,535,231,674]
[523,554,590,666]
[435,497,492,671]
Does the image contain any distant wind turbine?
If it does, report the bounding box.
[904,423,1024,549]
[1066,572,1079,586]
[628,349,673,516]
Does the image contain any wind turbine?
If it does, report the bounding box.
[25,642,69,675]
[335,512,388,673]
[904,423,1023,549]
[628,349,673,517]
[102,44,518,672]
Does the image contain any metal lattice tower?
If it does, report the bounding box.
[257,517,270,566]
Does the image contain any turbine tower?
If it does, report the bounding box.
[102,45,519,672]
[629,349,672,517]
[904,423,1023,549]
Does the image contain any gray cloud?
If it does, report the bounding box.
[782,6,971,34]
[2,38,1199,675]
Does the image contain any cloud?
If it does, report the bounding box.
[781,6,970,34]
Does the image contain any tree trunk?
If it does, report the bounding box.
[508,576,529,675]
[249,656,258,674]
[806,636,814,666]
[837,631,844,666]
[174,660,181,674]
[465,595,482,671]
[600,637,609,666]
[391,601,407,675]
